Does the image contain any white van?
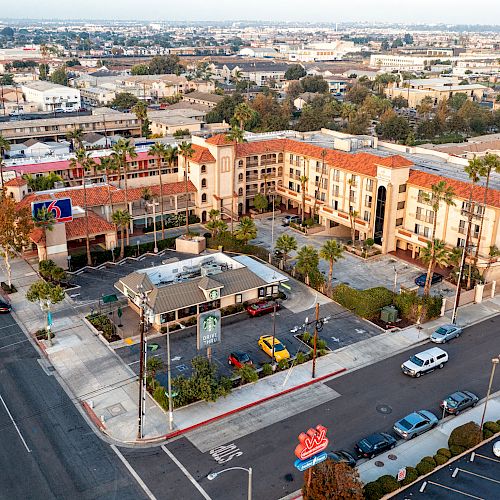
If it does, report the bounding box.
[401,347,448,378]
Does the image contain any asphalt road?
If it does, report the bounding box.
[120,314,500,500]
[0,312,147,500]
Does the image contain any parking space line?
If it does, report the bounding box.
[161,445,212,500]
[110,445,157,500]
[0,394,31,453]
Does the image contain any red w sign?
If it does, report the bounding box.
[294,425,329,461]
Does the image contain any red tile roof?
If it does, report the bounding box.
[30,227,45,245]
[18,181,197,211]
[65,212,115,240]
[408,170,500,209]
[375,155,414,168]
[5,177,27,187]
[205,134,234,146]
[236,139,287,157]
[189,144,216,164]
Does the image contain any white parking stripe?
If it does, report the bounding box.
[0,394,31,453]
[110,445,157,500]
[161,445,212,500]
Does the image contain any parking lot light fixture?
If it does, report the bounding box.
[480,356,500,432]
[206,467,252,500]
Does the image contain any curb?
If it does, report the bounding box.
[82,401,106,431]
[159,366,347,441]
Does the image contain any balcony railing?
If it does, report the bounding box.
[416,213,435,224]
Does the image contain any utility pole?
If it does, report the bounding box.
[271,300,277,370]
[166,320,174,431]
[480,356,499,433]
[312,302,320,379]
[452,197,474,324]
[137,286,147,440]
[146,199,159,253]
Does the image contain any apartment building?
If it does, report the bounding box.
[21,81,81,112]
[7,132,500,280]
[369,54,430,71]
[289,41,361,62]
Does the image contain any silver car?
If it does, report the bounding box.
[430,324,462,344]
[393,410,438,439]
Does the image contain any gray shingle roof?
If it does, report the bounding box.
[198,276,223,291]
[118,272,154,294]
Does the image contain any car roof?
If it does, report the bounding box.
[365,433,386,444]
[401,412,425,425]
[449,391,467,401]
[439,324,456,331]
[415,347,447,360]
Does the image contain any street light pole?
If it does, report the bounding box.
[166,320,174,431]
[270,193,275,264]
[480,356,499,433]
[137,285,147,440]
[207,467,252,500]
[146,199,159,253]
[312,302,320,379]
[271,301,277,370]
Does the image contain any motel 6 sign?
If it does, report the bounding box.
[294,424,329,472]
[32,198,73,224]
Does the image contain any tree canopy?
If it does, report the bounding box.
[285,64,307,81]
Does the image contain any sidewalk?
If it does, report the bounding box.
[3,256,500,445]
[357,391,500,484]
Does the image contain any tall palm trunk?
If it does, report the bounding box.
[120,226,125,260]
[105,165,118,246]
[122,161,130,245]
[424,214,439,296]
[184,162,190,236]
[82,173,92,266]
[157,156,165,239]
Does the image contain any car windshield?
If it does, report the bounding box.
[397,418,413,430]
[358,439,372,450]
[409,355,424,366]
[435,327,448,335]
[239,353,250,362]
[446,396,460,408]
[274,343,285,352]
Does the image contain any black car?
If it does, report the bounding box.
[0,299,11,313]
[440,390,479,415]
[415,272,443,287]
[355,432,396,459]
[326,450,357,467]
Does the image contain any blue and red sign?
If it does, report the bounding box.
[294,452,328,472]
[32,198,73,224]
[294,425,329,472]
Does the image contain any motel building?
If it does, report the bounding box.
[114,252,288,330]
[4,130,500,281]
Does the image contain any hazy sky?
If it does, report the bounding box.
[3,0,500,24]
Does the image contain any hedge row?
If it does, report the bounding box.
[331,284,394,319]
[364,421,499,500]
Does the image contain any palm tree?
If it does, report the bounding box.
[420,239,449,289]
[474,154,500,262]
[0,134,11,191]
[233,102,254,131]
[416,96,434,119]
[66,127,84,151]
[132,101,148,137]
[112,209,132,260]
[296,245,320,285]
[206,211,227,238]
[234,217,257,245]
[33,207,56,260]
[348,209,359,246]
[70,149,95,266]
[422,181,456,296]
[111,138,137,245]
[178,141,195,236]
[233,69,243,83]
[275,233,297,268]
[148,142,168,239]
[319,239,344,288]
[464,158,487,288]
[312,149,327,222]
[484,245,500,281]
[299,175,308,224]
[226,126,245,234]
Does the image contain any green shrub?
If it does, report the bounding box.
[448,421,482,451]
[277,358,289,371]
[302,331,311,344]
[436,448,452,459]
[86,313,118,341]
[295,351,306,365]
[363,481,384,500]
[400,466,419,486]
[376,475,399,494]
[416,459,435,475]
[421,456,436,466]
[449,444,466,456]
[393,290,442,322]
[483,429,494,439]
[316,339,327,350]
[261,363,273,376]
[153,385,168,410]
[332,284,394,319]
[237,365,258,384]
[434,454,448,466]
[483,421,500,434]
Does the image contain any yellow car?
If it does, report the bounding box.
[258,335,290,362]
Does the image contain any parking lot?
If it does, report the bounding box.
[396,438,500,499]
[115,277,382,380]
[252,215,455,298]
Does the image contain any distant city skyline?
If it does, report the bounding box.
[3,0,500,25]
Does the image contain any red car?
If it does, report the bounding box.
[246,300,279,317]
[228,352,253,369]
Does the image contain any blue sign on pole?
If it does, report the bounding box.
[47,311,52,327]
[294,451,328,472]
[32,198,73,224]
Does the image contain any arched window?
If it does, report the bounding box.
[278,153,284,162]
[201,165,207,173]
[238,159,244,168]
[238,173,243,182]
[201,193,207,203]
[238,187,243,196]
[201,178,207,188]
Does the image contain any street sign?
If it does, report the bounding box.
[197,309,221,350]
[47,311,52,327]
[102,293,118,304]
[294,451,328,472]
[295,425,329,461]
[397,468,407,482]
[32,198,73,224]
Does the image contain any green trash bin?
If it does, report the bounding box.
[381,305,398,323]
